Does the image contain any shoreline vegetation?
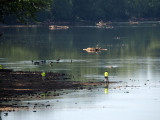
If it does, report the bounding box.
[0,69,118,112]
[0,20,159,35]
[0,19,160,27]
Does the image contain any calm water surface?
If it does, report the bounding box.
[0,23,160,120]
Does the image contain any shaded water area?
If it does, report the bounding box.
[0,22,160,120]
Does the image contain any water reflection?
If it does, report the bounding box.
[1,23,160,120]
[105,83,109,94]
[42,93,46,99]
[0,24,160,82]
[0,115,2,120]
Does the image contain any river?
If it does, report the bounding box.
[0,22,160,120]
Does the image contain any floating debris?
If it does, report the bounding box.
[106,25,114,29]
[49,25,69,30]
[83,47,107,53]
[96,20,112,27]
[129,21,139,24]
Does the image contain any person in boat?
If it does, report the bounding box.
[104,71,109,83]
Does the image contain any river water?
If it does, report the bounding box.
[0,22,160,120]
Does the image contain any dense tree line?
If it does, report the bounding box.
[37,0,160,23]
[1,0,160,24]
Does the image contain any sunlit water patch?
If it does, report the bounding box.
[2,81,160,120]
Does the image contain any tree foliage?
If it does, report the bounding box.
[1,0,160,24]
[0,0,51,23]
[49,0,160,22]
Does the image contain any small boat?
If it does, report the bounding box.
[83,47,107,53]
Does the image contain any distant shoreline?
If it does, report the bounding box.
[1,18,160,27]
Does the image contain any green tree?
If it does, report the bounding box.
[72,0,105,21]
[103,0,128,20]
[51,0,73,21]
[1,0,160,24]
[0,0,51,23]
